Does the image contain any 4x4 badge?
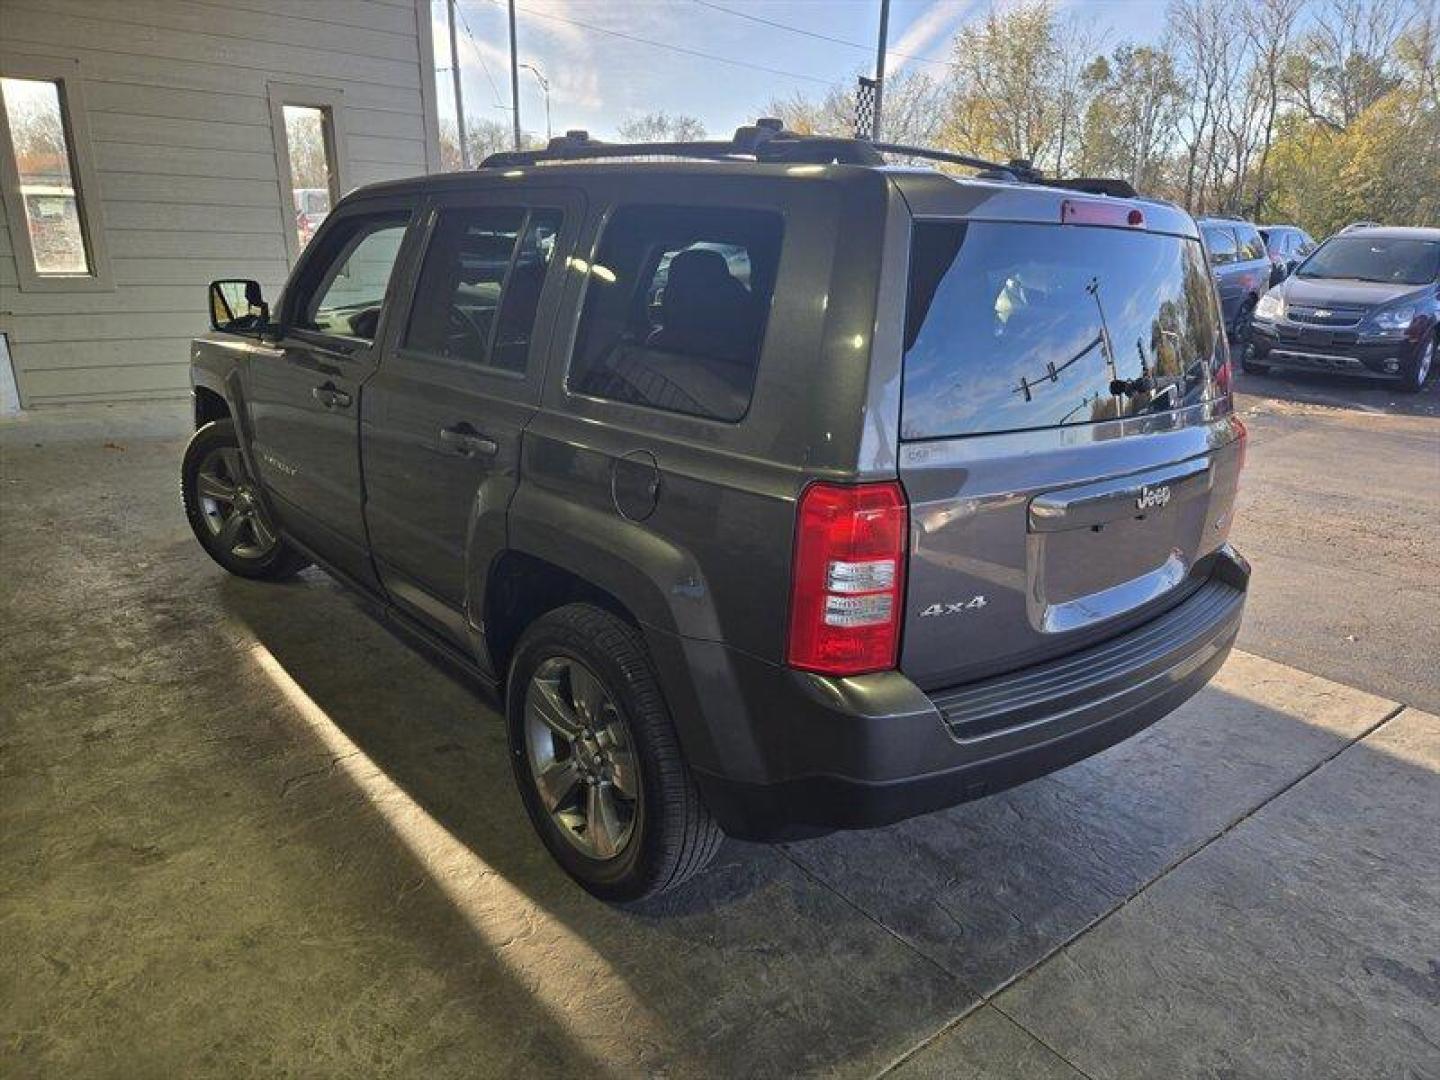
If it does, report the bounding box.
[1135,484,1171,511]
[919,596,988,617]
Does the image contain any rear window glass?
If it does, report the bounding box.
[568,205,782,423]
[902,221,1221,440]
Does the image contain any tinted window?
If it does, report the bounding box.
[568,205,782,422]
[1298,236,1440,286]
[1236,225,1266,261]
[1201,224,1237,263]
[402,207,562,373]
[902,222,1221,439]
[296,212,409,341]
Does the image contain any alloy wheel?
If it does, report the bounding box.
[1419,338,1434,385]
[195,446,279,559]
[523,656,639,860]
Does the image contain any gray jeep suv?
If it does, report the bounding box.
[184,123,1248,900]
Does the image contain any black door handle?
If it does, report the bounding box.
[439,424,498,457]
[311,383,352,409]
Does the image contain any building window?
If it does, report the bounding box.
[0,58,111,291]
[282,106,336,254]
[268,84,348,266]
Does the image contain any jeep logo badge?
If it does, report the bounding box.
[1136,484,1171,511]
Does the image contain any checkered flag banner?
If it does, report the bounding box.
[855,77,878,141]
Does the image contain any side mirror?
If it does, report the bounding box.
[209,279,270,336]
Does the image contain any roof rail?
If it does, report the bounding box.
[481,119,886,168]
[478,118,1138,197]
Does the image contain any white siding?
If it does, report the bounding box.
[0,0,438,406]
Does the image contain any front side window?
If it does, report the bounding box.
[902,221,1221,439]
[402,206,563,373]
[1,76,91,276]
[294,214,409,342]
[568,205,783,422]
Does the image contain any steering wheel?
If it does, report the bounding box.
[447,304,489,349]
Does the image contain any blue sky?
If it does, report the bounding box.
[434,0,1172,142]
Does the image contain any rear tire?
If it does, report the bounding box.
[506,603,722,901]
[1398,334,1434,394]
[181,419,310,580]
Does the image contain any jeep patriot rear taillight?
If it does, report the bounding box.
[786,481,908,675]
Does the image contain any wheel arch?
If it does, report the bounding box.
[483,550,642,687]
[193,385,231,428]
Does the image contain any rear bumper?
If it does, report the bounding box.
[682,548,1248,840]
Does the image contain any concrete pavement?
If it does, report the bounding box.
[1,397,1436,1078]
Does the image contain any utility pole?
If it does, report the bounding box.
[447,0,470,167]
[872,0,890,140]
[508,0,522,150]
[521,63,551,141]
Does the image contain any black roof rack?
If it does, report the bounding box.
[480,118,1138,197]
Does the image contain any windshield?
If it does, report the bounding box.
[902,222,1222,439]
[1298,236,1440,285]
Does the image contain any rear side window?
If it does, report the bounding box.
[1236,226,1266,261]
[902,221,1221,440]
[1201,224,1237,263]
[402,206,563,373]
[568,205,782,422]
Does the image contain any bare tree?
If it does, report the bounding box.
[616,112,707,143]
[1283,0,1411,128]
[1243,0,1307,212]
[767,70,946,146]
[438,118,520,170]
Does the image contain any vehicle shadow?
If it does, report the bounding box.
[1235,365,1440,418]
[213,565,1438,1077]
[214,569,965,1076]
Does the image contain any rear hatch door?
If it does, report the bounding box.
[895,197,1243,690]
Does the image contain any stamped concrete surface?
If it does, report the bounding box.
[992,708,1440,1080]
[782,653,1398,999]
[2,401,1437,1079]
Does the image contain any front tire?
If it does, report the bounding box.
[1398,334,1434,394]
[506,604,722,901]
[181,419,309,580]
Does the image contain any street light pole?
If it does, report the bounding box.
[521,63,551,141]
[872,0,890,141]
[447,0,470,168]
[508,0,522,150]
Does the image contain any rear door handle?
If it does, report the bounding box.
[311,383,352,409]
[439,424,498,457]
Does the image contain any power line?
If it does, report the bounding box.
[456,5,509,111]
[483,0,834,86]
[689,0,954,70]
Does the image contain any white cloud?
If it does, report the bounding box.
[889,0,979,73]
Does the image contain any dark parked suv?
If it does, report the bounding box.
[1198,217,1272,347]
[1247,226,1439,391]
[185,124,1248,899]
